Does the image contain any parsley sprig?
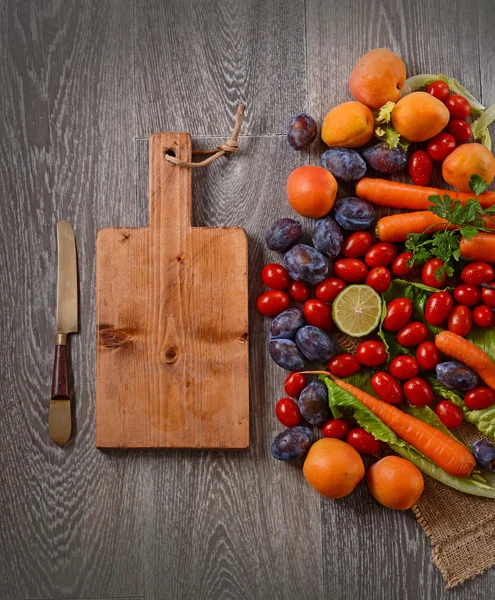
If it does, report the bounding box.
[405,175,494,281]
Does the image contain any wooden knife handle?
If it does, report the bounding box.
[51,344,69,399]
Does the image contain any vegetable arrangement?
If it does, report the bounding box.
[261,48,495,510]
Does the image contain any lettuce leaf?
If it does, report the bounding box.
[376,101,395,124]
[374,124,409,151]
[471,103,495,151]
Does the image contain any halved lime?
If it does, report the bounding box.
[332,285,382,337]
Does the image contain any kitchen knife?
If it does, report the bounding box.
[49,220,78,446]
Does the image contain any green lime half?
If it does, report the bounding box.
[332,285,382,337]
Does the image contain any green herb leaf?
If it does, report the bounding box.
[470,174,489,196]
[460,225,479,241]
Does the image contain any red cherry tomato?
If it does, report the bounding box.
[316,277,346,302]
[365,243,397,268]
[303,299,334,330]
[257,290,289,316]
[448,305,472,336]
[342,231,373,258]
[426,80,450,102]
[356,340,387,367]
[445,94,471,119]
[403,377,433,406]
[448,119,472,143]
[346,428,380,454]
[408,150,433,186]
[288,281,309,302]
[461,262,495,285]
[481,284,495,308]
[473,305,494,327]
[276,397,301,427]
[454,284,481,306]
[334,258,368,283]
[416,341,441,371]
[435,400,463,429]
[284,372,307,398]
[327,353,361,378]
[422,258,446,288]
[371,371,402,404]
[366,267,391,293]
[261,263,290,290]
[464,387,495,410]
[427,133,456,162]
[397,322,428,347]
[392,252,415,277]
[389,355,419,380]
[321,419,350,439]
[425,291,454,325]
[382,297,413,332]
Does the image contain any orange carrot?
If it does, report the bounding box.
[460,232,495,262]
[435,331,495,390]
[333,378,475,478]
[356,178,495,210]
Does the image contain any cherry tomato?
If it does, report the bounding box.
[316,277,346,303]
[276,397,301,427]
[435,400,463,429]
[416,341,441,371]
[321,418,350,439]
[327,354,361,378]
[365,243,397,268]
[392,252,415,277]
[448,119,472,143]
[261,263,290,290]
[427,133,456,162]
[356,340,387,367]
[342,231,373,258]
[426,80,450,102]
[284,372,307,398]
[408,150,433,186]
[473,305,494,327]
[481,284,495,308]
[454,284,481,306]
[448,305,472,336]
[389,355,419,380]
[464,387,495,410]
[334,258,368,283]
[371,371,402,404]
[257,290,289,316]
[382,297,413,332]
[303,299,334,330]
[288,281,309,302]
[422,258,446,288]
[425,291,454,325]
[366,267,391,293]
[346,428,381,454]
[461,262,495,285]
[403,377,433,406]
[397,322,428,347]
[445,94,471,119]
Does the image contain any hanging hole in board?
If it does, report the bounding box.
[164,149,176,158]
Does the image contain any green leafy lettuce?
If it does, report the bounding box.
[374,101,409,151]
[472,103,495,151]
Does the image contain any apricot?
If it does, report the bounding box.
[287,165,337,218]
[349,48,406,110]
[303,438,365,499]
[442,143,495,191]
[321,101,374,148]
[391,92,450,142]
[366,456,424,510]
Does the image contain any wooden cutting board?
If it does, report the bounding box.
[95,133,249,449]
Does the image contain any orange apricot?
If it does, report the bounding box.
[442,143,495,191]
[321,101,374,148]
[366,455,424,510]
[287,165,337,218]
[391,92,450,142]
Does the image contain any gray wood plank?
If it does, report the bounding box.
[136,135,322,600]
[134,0,307,137]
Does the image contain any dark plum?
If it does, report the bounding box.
[312,216,343,259]
[287,113,317,150]
[472,440,495,472]
[295,326,338,362]
[269,308,305,340]
[268,339,305,371]
[363,142,407,173]
[298,380,332,426]
[271,426,313,460]
[333,197,375,231]
[266,218,302,252]
[284,244,329,285]
[436,361,479,391]
[320,148,367,182]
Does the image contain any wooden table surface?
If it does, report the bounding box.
[1,1,494,599]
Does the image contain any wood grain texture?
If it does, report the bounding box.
[134,0,306,136]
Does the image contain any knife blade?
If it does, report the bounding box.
[49,220,78,446]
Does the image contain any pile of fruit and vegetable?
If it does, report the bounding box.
[261,48,495,510]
